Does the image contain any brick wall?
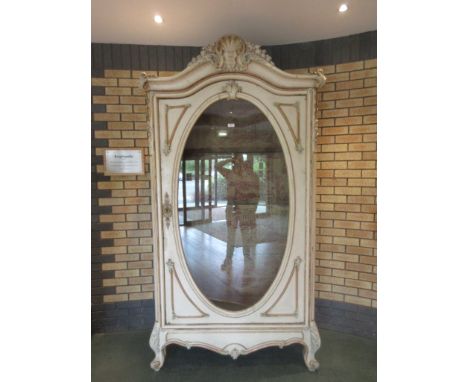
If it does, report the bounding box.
[91,59,377,331]
[92,70,160,308]
[313,59,377,308]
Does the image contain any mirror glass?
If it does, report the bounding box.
[178,99,289,311]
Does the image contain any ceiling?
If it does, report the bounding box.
[92,0,376,46]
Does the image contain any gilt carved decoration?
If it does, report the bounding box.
[162,192,172,229]
[188,34,274,71]
[223,80,242,100]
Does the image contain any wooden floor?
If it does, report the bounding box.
[180,226,286,310]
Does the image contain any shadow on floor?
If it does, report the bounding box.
[92,328,376,382]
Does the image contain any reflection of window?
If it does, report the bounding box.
[257,160,264,178]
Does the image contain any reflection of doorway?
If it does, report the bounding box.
[178,153,285,226]
[178,157,215,226]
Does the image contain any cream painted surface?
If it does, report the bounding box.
[143,35,325,371]
[92,0,376,45]
[159,84,308,324]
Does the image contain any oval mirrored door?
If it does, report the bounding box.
[178,99,289,311]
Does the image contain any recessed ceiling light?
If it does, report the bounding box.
[218,131,228,137]
[154,15,163,24]
[339,4,348,13]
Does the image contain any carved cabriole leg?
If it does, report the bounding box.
[149,324,166,371]
[302,323,321,371]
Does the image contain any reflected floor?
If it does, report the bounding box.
[180,224,285,310]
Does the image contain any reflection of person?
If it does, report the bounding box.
[216,154,260,270]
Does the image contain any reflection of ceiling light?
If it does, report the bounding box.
[218,131,228,137]
[227,122,235,128]
[154,15,163,24]
[339,4,348,13]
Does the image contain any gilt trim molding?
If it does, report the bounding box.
[166,259,210,320]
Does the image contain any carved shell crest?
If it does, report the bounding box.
[188,35,274,71]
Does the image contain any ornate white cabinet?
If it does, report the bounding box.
[141,35,325,371]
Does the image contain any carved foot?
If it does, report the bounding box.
[304,356,320,372]
[150,354,165,371]
[303,323,321,372]
[149,324,166,371]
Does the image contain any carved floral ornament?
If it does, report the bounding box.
[162,192,172,229]
[188,34,274,72]
[223,80,242,100]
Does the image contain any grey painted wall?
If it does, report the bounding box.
[91,31,376,75]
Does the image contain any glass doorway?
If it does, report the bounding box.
[178,157,215,226]
[178,154,278,226]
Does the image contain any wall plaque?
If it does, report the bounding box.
[104,149,144,175]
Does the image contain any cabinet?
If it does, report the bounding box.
[141,35,326,371]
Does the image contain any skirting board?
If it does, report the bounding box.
[91,298,376,338]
